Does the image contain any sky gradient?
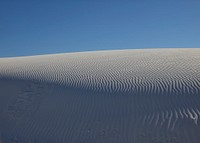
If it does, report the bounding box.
[0,0,200,57]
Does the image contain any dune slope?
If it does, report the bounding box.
[0,48,200,143]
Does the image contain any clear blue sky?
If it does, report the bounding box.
[0,0,200,57]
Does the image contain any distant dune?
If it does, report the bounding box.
[0,48,200,143]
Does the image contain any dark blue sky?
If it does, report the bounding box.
[0,0,200,57]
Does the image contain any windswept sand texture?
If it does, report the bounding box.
[0,48,200,143]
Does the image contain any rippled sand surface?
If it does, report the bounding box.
[0,48,200,143]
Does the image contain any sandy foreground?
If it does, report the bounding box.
[0,48,200,143]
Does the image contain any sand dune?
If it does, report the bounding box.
[0,48,200,143]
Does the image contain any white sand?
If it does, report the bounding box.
[0,48,200,142]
